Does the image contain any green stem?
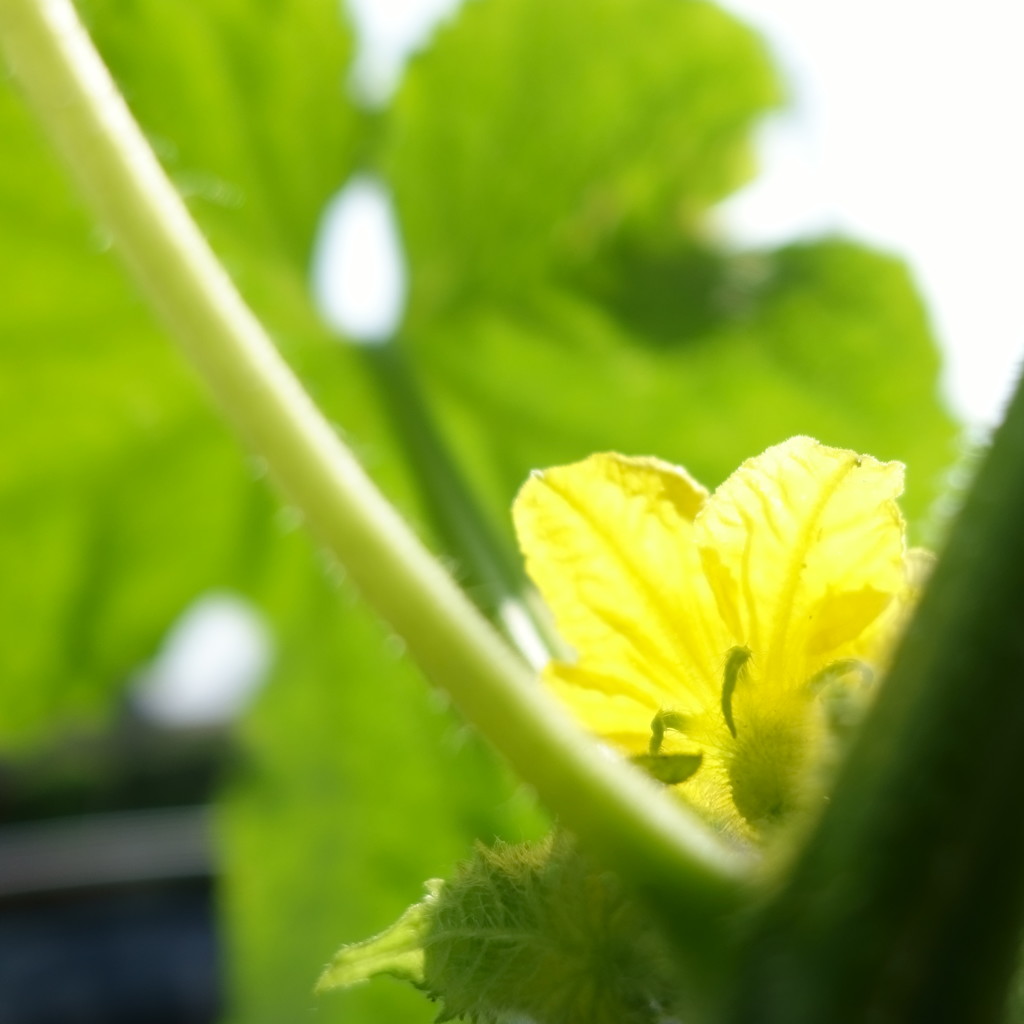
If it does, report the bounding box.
[362,341,562,664]
[0,0,750,974]
[730,372,1024,1023]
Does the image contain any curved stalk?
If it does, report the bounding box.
[0,0,752,979]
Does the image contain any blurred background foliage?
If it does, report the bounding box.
[0,0,957,1021]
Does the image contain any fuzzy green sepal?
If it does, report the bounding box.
[421,833,680,1024]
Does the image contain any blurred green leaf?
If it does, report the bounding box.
[0,88,248,735]
[78,0,365,315]
[412,240,956,533]
[0,0,369,739]
[385,0,781,324]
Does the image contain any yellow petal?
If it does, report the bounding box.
[694,437,906,684]
[543,662,656,752]
[513,453,729,711]
[855,546,934,669]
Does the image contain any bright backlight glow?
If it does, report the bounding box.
[132,593,272,728]
[311,175,407,344]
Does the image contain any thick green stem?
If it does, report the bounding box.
[730,371,1024,1023]
[0,0,750,977]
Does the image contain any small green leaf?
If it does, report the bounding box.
[317,881,442,994]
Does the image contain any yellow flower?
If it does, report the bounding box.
[513,436,922,841]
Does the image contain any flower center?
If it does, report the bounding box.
[725,657,876,832]
[727,708,810,831]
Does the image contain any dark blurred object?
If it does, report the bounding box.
[0,719,230,825]
[0,877,218,1024]
[0,720,231,1024]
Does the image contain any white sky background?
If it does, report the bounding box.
[341,0,1024,428]
[716,0,1024,428]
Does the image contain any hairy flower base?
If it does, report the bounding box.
[318,836,681,1024]
[514,436,921,841]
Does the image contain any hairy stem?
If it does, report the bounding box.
[0,0,751,984]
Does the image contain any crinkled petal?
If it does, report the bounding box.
[543,663,657,752]
[694,437,906,684]
[855,546,934,670]
[513,453,729,710]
